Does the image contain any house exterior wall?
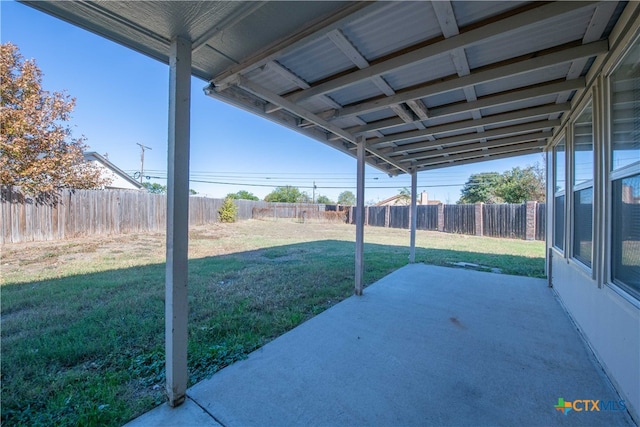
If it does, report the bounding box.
[93,162,140,190]
[547,4,640,422]
[551,256,640,421]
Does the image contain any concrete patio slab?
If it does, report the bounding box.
[128,264,634,426]
[124,396,221,427]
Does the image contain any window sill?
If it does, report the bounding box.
[606,282,640,310]
[568,257,594,281]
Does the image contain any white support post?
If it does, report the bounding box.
[409,170,418,263]
[165,36,191,408]
[355,136,365,295]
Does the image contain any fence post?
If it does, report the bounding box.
[365,206,369,226]
[475,203,484,236]
[525,201,537,241]
[385,205,390,227]
[437,203,444,232]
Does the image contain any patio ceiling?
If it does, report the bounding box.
[22,1,625,175]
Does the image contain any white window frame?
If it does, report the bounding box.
[570,100,595,272]
[605,31,640,304]
[552,134,567,254]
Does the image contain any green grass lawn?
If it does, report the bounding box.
[0,220,545,426]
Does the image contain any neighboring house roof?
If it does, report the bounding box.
[376,194,410,206]
[376,192,432,206]
[83,152,143,190]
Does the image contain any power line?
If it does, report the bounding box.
[143,175,465,189]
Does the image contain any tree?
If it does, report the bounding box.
[458,172,503,204]
[316,195,333,204]
[227,190,259,201]
[395,187,411,205]
[0,42,108,194]
[297,191,312,203]
[142,182,198,195]
[142,182,167,194]
[337,190,356,205]
[495,165,546,203]
[218,196,238,223]
[458,165,546,204]
[264,186,304,203]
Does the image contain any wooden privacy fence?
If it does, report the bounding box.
[0,187,346,243]
[347,201,545,241]
[1,186,545,243]
[251,202,346,223]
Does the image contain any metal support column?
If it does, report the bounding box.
[409,170,418,263]
[355,136,365,295]
[165,36,191,407]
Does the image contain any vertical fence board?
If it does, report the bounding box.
[536,203,546,241]
[444,204,476,235]
[416,205,438,230]
[483,204,526,239]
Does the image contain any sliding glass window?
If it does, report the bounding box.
[610,37,640,299]
[554,139,566,251]
[573,103,594,268]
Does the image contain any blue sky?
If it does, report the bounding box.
[2,1,545,203]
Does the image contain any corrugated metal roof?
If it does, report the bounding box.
[384,54,458,92]
[357,108,398,124]
[423,89,468,109]
[329,79,384,106]
[474,64,572,98]
[451,1,528,28]
[21,0,633,175]
[465,6,596,69]
[340,2,441,62]
[247,67,299,96]
[480,95,561,117]
[277,37,354,84]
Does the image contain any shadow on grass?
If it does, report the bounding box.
[1,240,544,427]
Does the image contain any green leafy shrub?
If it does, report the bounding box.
[218,196,238,223]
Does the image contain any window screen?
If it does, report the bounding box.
[573,188,593,267]
[611,41,640,171]
[554,140,566,250]
[612,174,640,298]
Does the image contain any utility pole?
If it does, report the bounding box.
[313,181,317,204]
[136,143,152,183]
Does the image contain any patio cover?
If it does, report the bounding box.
[20,0,635,408]
[22,1,626,173]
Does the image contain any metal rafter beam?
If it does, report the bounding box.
[285,1,596,104]
[233,76,355,143]
[327,28,416,128]
[398,131,552,163]
[347,78,584,135]
[212,2,386,90]
[228,78,410,174]
[262,61,342,116]
[331,40,607,121]
[390,104,415,123]
[385,119,559,156]
[205,85,391,175]
[414,140,545,167]
[433,0,485,130]
[415,146,544,171]
[365,147,411,174]
[406,99,429,120]
[553,1,618,109]
[367,103,569,149]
